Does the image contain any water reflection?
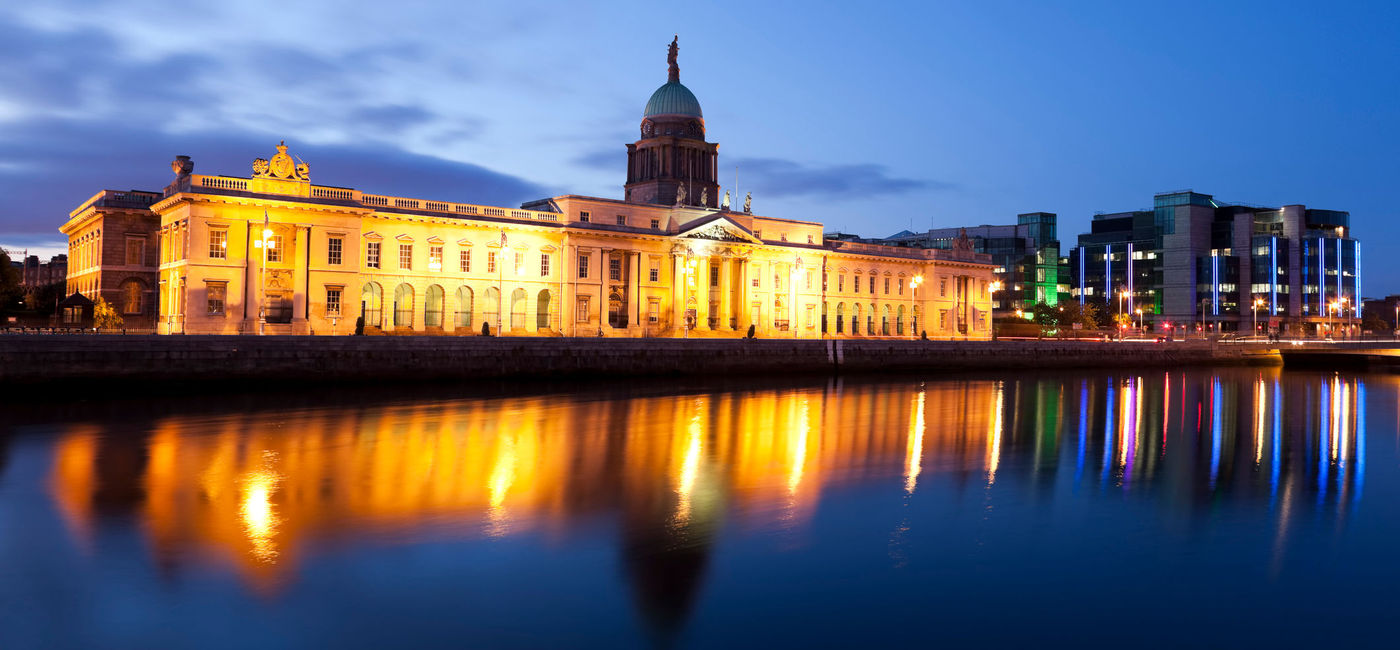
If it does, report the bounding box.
[8,368,1386,645]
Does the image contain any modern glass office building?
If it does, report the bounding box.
[1070,191,1359,334]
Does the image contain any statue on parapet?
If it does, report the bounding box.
[699,188,708,206]
[743,192,752,213]
[721,190,730,210]
[675,183,687,206]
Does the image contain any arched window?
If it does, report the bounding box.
[774,296,787,331]
[882,304,891,336]
[912,305,920,336]
[425,285,444,328]
[361,283,383,328]
[455,286,474,329]
[836,302,846,334]
[510,288,528,330]
[536,289,552,330]
[485,287,501,332]
[119,278,144,315]
[821,302,829,333]
[868,303,876,335]
[897,305,906,336]
[393,283,414,328]
[851,303,861,336]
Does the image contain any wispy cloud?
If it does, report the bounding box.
[733,157,948,199]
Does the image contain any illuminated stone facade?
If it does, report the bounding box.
[59,44,995,338]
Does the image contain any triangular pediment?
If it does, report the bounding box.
[675,215,761,243]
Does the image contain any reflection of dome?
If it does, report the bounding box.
[644,81,702,118]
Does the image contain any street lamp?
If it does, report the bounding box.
[252,225,274,335]
[1339,296,1351,340]
[909,274,923,339]
[988,280,1003,340]
[1260,298,1271,340]
[1135,307,1143,334]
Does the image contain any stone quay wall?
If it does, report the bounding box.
[0,335,1279,387]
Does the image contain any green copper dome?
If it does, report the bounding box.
[644,81,703,118]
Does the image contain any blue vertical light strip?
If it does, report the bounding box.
[1336,239,1343,315]
[1104,244,1112,305]
[1318,379,1329,502]
[1317,241,1325,316]
[1211,252,1220,317]
[1271,380,1281,502]
[1270,237,1278,316]
[1078,246,1085,305]
[1075,381,1087,486]
[1126,243,1134,314]
[1354,241,1361,317]
[1354,381,1366,504]
[1101,381,1116,487]
[1210,377,1222,489]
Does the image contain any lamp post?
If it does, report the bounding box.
[1340,297,1351,340]
[1135,308,1143,335]
[1251,297,1263,340]
[1327,300,1338,339]
[988,280,1003,340]
[910,274,923,340]
[252,224,274,335]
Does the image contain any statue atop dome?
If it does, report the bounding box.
[667,35,679,83]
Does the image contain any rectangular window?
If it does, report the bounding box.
[398,243,412,270]
[839,275,845,292]
[580,211,590,223]
[884,278,890,295]
[649,265,659,283]
[487,251,497,273]
[429,245,443,271]
[514,252,523,275]
[328,236,343,265]
[805,269,812,291]
[710,266,719,287]
[650,218,660,229]
[869,276,875,294]
[576,296,590,322]
[898,278,905,295]
[578,254,589,278]
[648,298,660,323]
[125,238,145,266]
[752,275,760,288]
[541,253,551,277]
[366,241,381,268]
[208,229,227,259]
[207,282,226,315]
[609,258,621,281]
[616,215,626,226]
[326,287,342,316]
[940,278,947,296]
[266,235,284,263]
[805,304,815,328]
[460,248,471,272]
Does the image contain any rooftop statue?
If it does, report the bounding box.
[667,35,680,83]
[721,190,730,210]
[676,183,687,206]
[743,192,752,213]
[699,188,708,206]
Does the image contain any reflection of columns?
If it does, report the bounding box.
[719,257,733,330]
[696,256,711,330]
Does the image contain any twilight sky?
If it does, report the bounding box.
[2,1,1397,290]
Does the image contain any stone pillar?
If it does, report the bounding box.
[630,250,642,331]
[738,259,750,333]
[292,225,309,334]
[672,253,685,334]
[718,257,733,330]
[696,256,711,330]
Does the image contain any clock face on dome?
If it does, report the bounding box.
[641,120,654,137]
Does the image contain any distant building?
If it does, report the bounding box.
[59,190,160,328]
[1070,190,1360,335]
[832,212,1062,313]
[20,254,69,288]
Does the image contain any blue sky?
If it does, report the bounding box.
[3,1,1397,290]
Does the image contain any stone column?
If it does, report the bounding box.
[630,250,642,331]
[738,259,750,333]
[599,248,612,335]
[672,253,685,334]
[292,225,309,334]
[696,256,711,330]
[718,257,733,331]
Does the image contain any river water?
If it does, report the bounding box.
[1,367,1395,648]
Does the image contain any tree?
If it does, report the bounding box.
[0,248,20,316]
[93,296,124,330]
